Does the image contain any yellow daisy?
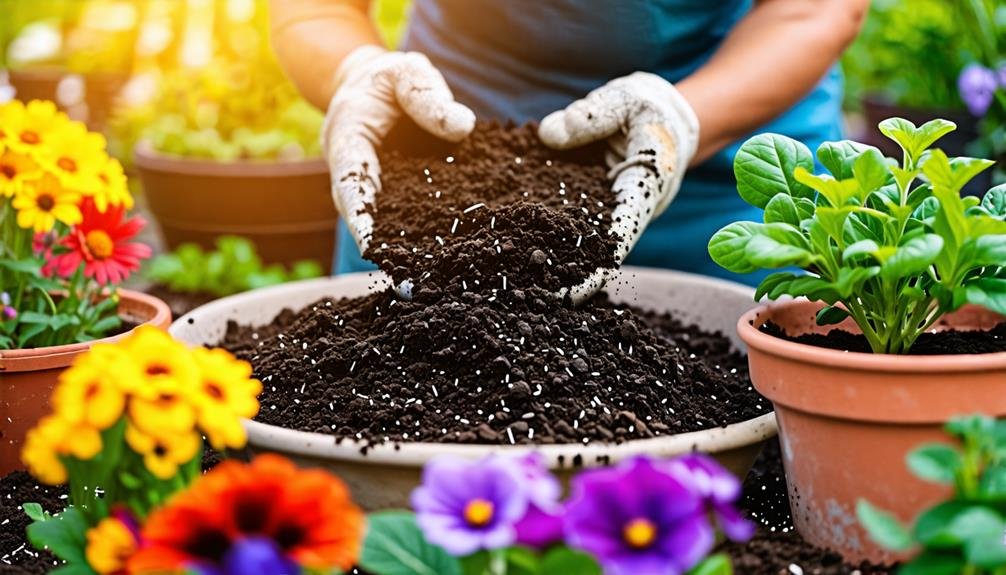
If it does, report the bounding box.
[0,144,43,197]
[91,156,134,212]
[21,415,103,485]
[1,100,74,157]
[125,423,201,480]
[85,518,137,575]
[0,100,26,144]
[13,172,83,233]
[39,121,108,195]
[53,355,128,430]
[191,347,262,450]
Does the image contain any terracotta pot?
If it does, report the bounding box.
[133,141,339,274]
[8,68,126,131]
[8,68,65,105]
[739,299,1006,564]
[170,267,779,510]
[0,289,171,474]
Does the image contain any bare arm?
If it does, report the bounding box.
[269,0,382,110]
[677,0,869,165]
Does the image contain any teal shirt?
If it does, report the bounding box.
[336,0,843,285]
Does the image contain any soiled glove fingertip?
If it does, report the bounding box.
[440,103,477,143]
[538,111,572,149]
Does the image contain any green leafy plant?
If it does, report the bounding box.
[858,415,1006,573]
[708,118,1006,354]
[144,236,323,297]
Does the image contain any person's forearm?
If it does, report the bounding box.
[269,0,382,110]
[677,0,868,165]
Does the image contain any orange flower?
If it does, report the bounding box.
[129,455,363,574]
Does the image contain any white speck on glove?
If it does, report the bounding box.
[323,45,477,253]
[538,72,700,303]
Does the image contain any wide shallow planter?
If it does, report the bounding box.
[740,299,1006,564]
[170,266,779,510]
[0,289,171,475]
[134,142,339,274]
[8,68,65,105]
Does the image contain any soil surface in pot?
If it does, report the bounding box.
[365,121,619,295]
[1,471,65,573]
[221,279,770,448]
[762,321,1006,355]
[144,284,218,319]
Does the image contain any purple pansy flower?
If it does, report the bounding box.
[514,453,565,549]
[959,63,998,117]
[998,64,1006,88]
[670,454,755,543]
[1,292,15,319]
[564,457,714,575]
[191,537,301,575]
[412,456,529,556]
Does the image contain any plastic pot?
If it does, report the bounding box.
[133,142,339,274]
[170,267,779,510]
[739,300,1006,563]
[0,289,172,475]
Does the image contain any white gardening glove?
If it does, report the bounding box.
[323,45,476,253]
[539,72,700,303]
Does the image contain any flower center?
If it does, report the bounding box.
[204,381,225,400]
[36,193,55,211]
[0,164,15,180]
[84,382,100,401]
[85,230,115,260]
[623,518,657,549]
[57,157,78,173]
[146,364,171,376]
[463,499,494,527]
[19,130,40,145]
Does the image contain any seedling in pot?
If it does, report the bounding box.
[709,118,1006,354]
[858,415,1006,572]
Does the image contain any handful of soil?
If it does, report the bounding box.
[365,122,621,296]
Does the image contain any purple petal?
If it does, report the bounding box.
[959,64,998,117]
[416,513,487,556]
[602,553,684,575]
[714,502,756,543]
[657,512,715,573]
[516,453,562,509]
[671,454,741,505]
[515,503,565,549]
[222,537,300,575]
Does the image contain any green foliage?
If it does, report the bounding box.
[26,507,96,575]
[709,118,1006,354]
[144,236,322,297]
[360,511,463,575]
[858,416,1006,573]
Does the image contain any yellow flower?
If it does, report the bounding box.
[0,100,25,143]
[1,100,74,157]
[53,353,129,430]
[85,517,137,574]
[91,156,134,212]
[0,144,43,197]
[21,416,103,484]
[125,423,200,480]
[13,172,82,233]
[119,327,199,436]
[38,121,108,195]
[191,347,262,450]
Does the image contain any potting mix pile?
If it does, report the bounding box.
[220,122,769,448]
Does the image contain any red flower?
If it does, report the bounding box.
[46,198,150,285]
[129,455,364,574]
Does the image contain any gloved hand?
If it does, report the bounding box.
[539,72,700,303]
[323,45,476,253]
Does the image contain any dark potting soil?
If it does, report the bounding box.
[1,472,66,573]
[365,121,620,295]
[722,439,893,575]
[144,284,218,319]
[220,281,770,449]
[761,320,1006,355]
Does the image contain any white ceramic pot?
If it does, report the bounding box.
[170,267,777,509]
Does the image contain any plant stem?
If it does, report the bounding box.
[488,550,507,575]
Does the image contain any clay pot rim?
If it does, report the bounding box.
[133,140,327,177]
[243,412,778,470]
[0,289,171,366]
[738,299,1006,372]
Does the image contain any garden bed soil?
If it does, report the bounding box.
[1,472,65,573]
[761,321,1006,355]
[366,121,619,295]
[221,281,769,448]
[144,284,218,319]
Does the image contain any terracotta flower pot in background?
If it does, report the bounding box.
[0,289,171,475]
[739,299,1006,564]
[134,142,340,274]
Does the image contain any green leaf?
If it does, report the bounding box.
[853,148,890,193]
[965,278,1006,315]
[914,501,973,547]
[832,266,881,298]
[540,548,603,575]
[881,235,944,280]
[686,554,733,575]
[360,511,462,575]
[973,235,1006,267]
[26,507,90,566]
[892,167,921,194]
[879,118,956,163]
[708,222,764,274]
[744,227,816,269]
[816,207,856,243]
[817,140,877,180]
[22,502,46,522]
[734,133,816,208]
[906,444,961,484]
[899,552,965,575]
[843,239,881,262]
[857,500,914,552]
[979,464,1006,500]
[982,185,1006,217]
[794,168,861,207]
[764,194,801,226]
[816,306,850,326]
[966,531,1006,567]
[0,258,43,274]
